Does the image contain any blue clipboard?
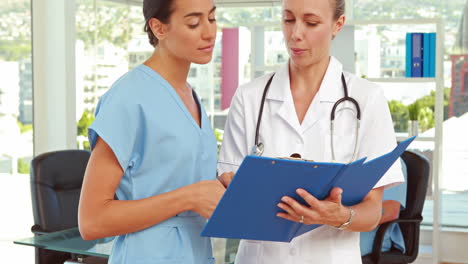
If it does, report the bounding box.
[201,137,415,242]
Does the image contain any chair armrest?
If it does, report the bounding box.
[369,217,422,263]
[391,217,422,224]
[369,221,393,262]
[31,224,48,236]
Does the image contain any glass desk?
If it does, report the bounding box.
[14,228,114,258]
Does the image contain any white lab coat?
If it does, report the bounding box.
[217,57,404,264]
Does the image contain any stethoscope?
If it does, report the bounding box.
[251,72,361,163]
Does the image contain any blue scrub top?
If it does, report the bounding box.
[88,65,218,264]
[360,160,407,256]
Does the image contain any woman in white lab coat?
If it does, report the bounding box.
[217,0,404,263]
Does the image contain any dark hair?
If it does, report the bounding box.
[143,0,175,47]
[332,0,345,20]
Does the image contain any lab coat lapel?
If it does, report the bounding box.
[277,96,302,135]
[266,64,302,135]
[301,57,344,134]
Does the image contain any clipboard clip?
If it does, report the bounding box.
[276,153,315,162]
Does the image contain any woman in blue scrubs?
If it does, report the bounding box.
[78,0,227,263]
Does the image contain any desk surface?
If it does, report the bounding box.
[14,228,114,258]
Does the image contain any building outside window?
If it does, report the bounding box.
[0,0,34,262]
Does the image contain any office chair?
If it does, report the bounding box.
[362,150,431,264]
[30,150,91,264]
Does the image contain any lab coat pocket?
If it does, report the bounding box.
[235,240,263,264]
[323,134,357,163]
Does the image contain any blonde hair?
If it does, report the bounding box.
[332,0,345,20]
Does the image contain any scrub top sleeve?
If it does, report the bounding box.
[88,92,140,171]
[218,87,248,174]
[360,88,404,190]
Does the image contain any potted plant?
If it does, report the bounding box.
[407,102,420,137]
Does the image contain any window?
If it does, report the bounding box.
[353,0,468,229]
[76,0,150,149]
[0,1,34,262]
[73,1,468,262]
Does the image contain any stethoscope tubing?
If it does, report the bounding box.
[253,71,361,163]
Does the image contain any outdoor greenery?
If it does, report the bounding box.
[0,2,31,61]
[77,110,94,150]
[408,101,421,121]
[214,128,224,143]
[17,158,29,174]
[388,88,450,133]
[77,110,95,137]
[76,0,135,50]
[0,40,31,61]
[17,121,32,134]
[388,100,409,131]
[83,141,91,151]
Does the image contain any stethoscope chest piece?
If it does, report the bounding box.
[251,142,264,156]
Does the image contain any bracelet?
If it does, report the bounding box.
[336,207,355,230]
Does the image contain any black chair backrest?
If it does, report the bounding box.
[30,150,91,232]
[400,151,430,220]
[397,150,430,262]
[362,150,431,264]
